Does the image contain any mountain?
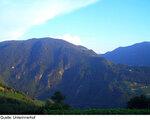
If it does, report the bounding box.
[0,38,150,108]
[102,42,150,67]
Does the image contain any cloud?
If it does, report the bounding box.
[0,0,99,41]
[58,34,82,45]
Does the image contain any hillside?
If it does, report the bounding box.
[0,82,44,114]
[102,42,150,67]
[0,38,150,108]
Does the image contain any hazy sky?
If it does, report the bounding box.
[0,0,150,53]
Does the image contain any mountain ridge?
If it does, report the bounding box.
[102,41,150,67]
[0,38,150,108]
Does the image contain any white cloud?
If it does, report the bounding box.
[58,34,82,45]
[0,0,99,41]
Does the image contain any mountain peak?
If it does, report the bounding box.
[102,41,150,66]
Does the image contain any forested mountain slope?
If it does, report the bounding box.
[0,38,150,108]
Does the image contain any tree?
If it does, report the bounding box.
[127,95,150,109]
[51,91,65,103]
[43,91,70,113]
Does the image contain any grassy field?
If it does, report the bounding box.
[0,83,44,114]
[44,109,150,115]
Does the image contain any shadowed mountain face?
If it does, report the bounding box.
[102,42,150,67]
[0,38,150,108]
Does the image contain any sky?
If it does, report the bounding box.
[0,0,150,53]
